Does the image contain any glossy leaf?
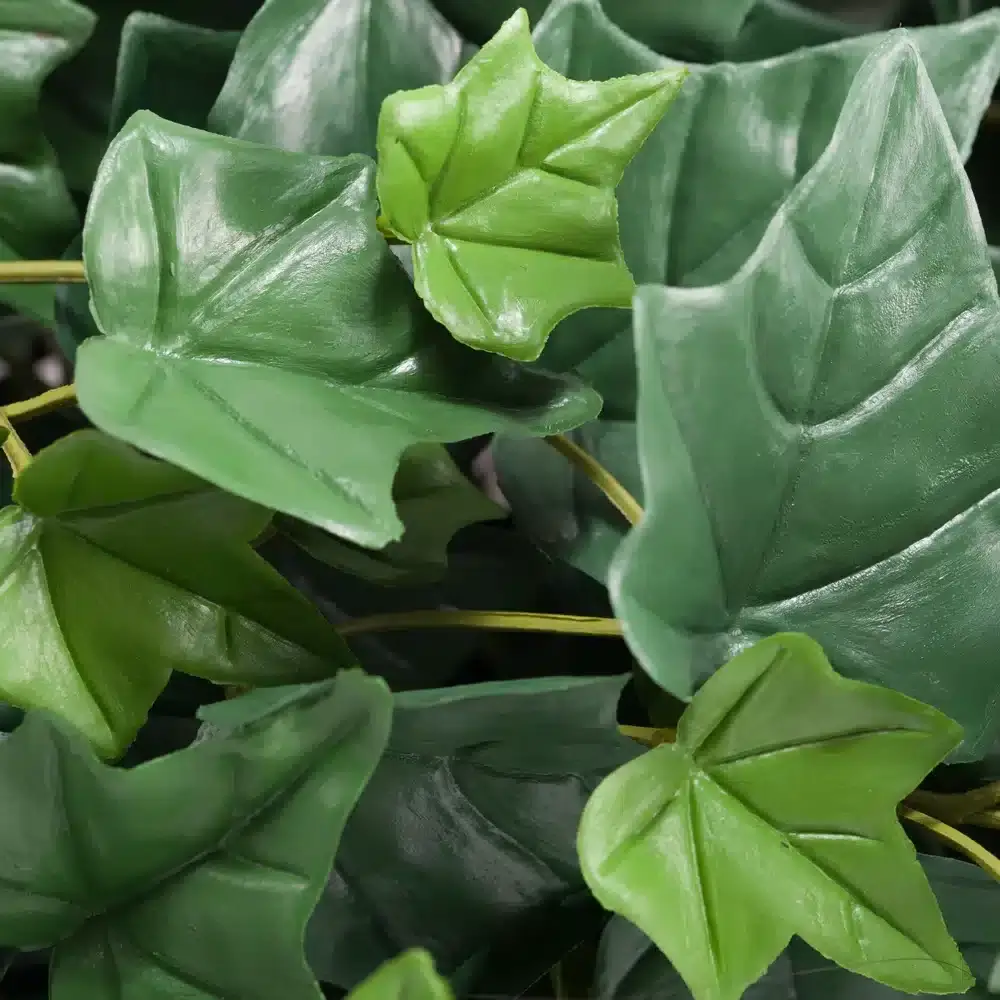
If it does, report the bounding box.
[210,0,467,159]
[52,235,98,363]
[0,430,352,757]
[376,8,687,361]
[348,951,453,1000]
[0,669,392,1000]
[578,634,969,1000]
[75,113,598,550]
[279,444,505,586]
[533,0,1000,418]
[304,675,639,995]
[612,35,1000,759]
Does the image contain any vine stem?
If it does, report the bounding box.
[339,609,624,638]
[545,434,643,526]
[4,384,78,422]
[0,260,85,283]
[902,807,1000,882]
[0,410,30,476]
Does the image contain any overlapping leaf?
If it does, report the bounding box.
[579,634,969,1000]
[612,35,1000,759]
[0,670,392,1000]
[726,0,867,60]
[376,8,687,361]
[349,950,454,1000]
[0,430,352,757]
[210,0,469,159]
[75,113,598,550]
[533,0,1000,417]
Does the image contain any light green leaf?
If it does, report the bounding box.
[0,429,353,757]
[0,669,391,1000]
[75,112,598,551]
[279,443,505,586]
[611,34,1000,759]
[533,0,1000,418]
[210,0,468,159]
[578,634,970,1000]
[376,8,687,362]
[348,950,453,1000]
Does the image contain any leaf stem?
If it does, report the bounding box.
[0,260,85,284]
[4,384,78,423]
[901,807,1000,882]
[545,434,643,526]
[618,723,677,747]
[339,609,624,638]
[907,780,1000,827]
[0,410,31,476]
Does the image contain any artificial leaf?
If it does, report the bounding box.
[302,675,639,995]
[612,34,1000,759]
[726,0,867,60]
[75,113,599,551]
[210,0,468,159]
[592,855,1000,999]
[52,235,98,363]
[493,419,639,584]
[578,634,970,1000]
[375,8,687,362]
[0,669,392,1000]
[279,444,505,586]
[934,0,994,20]
[0,429,353,757]
[348,950,453,1000]
[533,0,1000,418]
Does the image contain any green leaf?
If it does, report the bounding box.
[348,950,453,1000]
[493,419,639,584]
[0,429,353,757]
[611,34,1000,759]
[592,855,1000,999]
[52,235,98,363]
[934,1,993,20]
[533,0,1000,418]
[726,0,867,61]
[210,0,468,159]
[375,8,687,362]
[0,669,392,1000]
[578,634,970,1000]
[301,675,639,995]
[279,444,505,586]
[75,113,598,551]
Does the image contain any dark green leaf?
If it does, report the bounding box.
[0,429,352,757]
[579,634,969,1000]
[0,669,391,1000]
[533,0,1000,419]
[76,113,598,549]
[727,0,867,60]
[933,0,993,20]
[210,0,468,159]
[376,8,686,361]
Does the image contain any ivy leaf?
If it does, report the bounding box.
[578,634,970,1000]
[0,429,353,757]
[375,8,687,362]
[278,444,505,586]
[75,113,598,551]
[210,0,469,159]
[300,675,639,996]
[0,669,392,1000]
[533,0,1000,418]
[348,951,453,1000]
[612,35,1000,759]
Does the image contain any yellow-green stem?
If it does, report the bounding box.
[0,410,30,476]
[0,260,85,284]
[4,383,78,423]
[545,434,643,526]
[339,609,624,638]
[902,807,1000,882]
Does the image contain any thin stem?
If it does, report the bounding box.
[0,261,85,284]
[902,807,1000,882]
[0,410,30,476]
[4,384,77,423]
[545,434,643,526]
[618,723,677,747]
[339,609,624,638]
[907,779,1000,826]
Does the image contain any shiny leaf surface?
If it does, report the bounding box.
[0,670,391,1000]
[578,634,969,1000]
[376,8,686,361]
[534,0,1000,418]
[348,950,453,1000]
[612,36,1000,759]
[306,675,639,994]
[76,113,598,550]
[0,430,352,757]
[279,444,505,586]
[210,0,467,159]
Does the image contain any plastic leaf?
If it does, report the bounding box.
[347,950,453,1000]
[375,8,687,361]
[75,112,598,550]
[578,634,971,1000]
[0,670,391,1000]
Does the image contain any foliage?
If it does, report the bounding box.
[0,1,999,1000]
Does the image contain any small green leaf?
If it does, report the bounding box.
[375,8,686,362]
[279,444,505,586]
[210,0,468,158]
[348,950,453,1000]
[578,634,970,1000]
[0,669,391,1000]
[0,429,353,757]
[76,112,598,550]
